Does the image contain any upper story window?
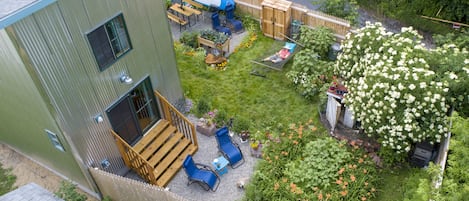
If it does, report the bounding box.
[87,14,132,71]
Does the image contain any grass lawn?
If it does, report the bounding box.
[176,30,418,200]
[176,32,327,135]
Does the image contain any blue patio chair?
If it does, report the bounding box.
[211,13,231,36]
[215,126,245,168]
[225,4,244,33]
[183,155,221,191]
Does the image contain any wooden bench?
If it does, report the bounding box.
[167,12,188,32]
[183,0,204,9]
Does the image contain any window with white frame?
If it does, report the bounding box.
[87,14,131,71]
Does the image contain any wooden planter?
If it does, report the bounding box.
[197,36,231,56]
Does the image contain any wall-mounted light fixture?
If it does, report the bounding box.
[94,114,104,123]
[119,74,133,84]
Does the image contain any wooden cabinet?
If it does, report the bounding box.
[261,0,292,40]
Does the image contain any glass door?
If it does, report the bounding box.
[107,77,161,145]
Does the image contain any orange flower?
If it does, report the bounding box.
[371,188,376,192]
[353,164,357,169]
[358,158,364,163]
[326,193,331,199]
[338,167,345,174]
[336,179,343,185]
[311,126,317,131]
[290,183,297,193]
[361,197,367,201]
[340,190,348,196]
[363,169,368,174]
[344,181,348,186]
[350,175,356,182]
[274,183,280,191]
[318,193,323,200]
[293,140,299,145]
[348,164,353,169]
[364,182,368,186]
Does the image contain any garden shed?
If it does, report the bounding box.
[326,84,355,131]
[0,0,194,198]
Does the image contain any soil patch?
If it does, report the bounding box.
[0,144,97,201]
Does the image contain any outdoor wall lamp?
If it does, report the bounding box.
[119,74,133,84]
[94,114,104,123]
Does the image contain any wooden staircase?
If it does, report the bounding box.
[111,90,198,187]
[134,120,197,186]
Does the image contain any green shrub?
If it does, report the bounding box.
[179,31,199,48]
[195,97,211,117]
[286,48,334,99]
[313,0,359,25]
[285,138,351,189]
[232,116,250,133]
[0,163,16,195]
[213,109,229,127]
[433,30,469,49]
[298,26,335,59]
[54,180,87,201]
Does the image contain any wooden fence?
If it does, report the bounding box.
[234,0,352,40]
[89,167,188,201]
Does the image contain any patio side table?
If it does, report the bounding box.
[212,156,229,176]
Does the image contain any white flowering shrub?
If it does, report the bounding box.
[334,22,455,157]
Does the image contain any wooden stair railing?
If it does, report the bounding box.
[154,91,198,148]
[110,91,198,187]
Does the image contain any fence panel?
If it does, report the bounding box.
[89,168,188,201]
[234,0,351,40]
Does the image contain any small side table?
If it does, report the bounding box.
[212,156,229,176]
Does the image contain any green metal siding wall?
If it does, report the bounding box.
[0,29,87,187]
[2,0,184,193]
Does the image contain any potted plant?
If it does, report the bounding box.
[249,131,263,158]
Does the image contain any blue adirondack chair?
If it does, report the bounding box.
[215,126,244,168]
[211,13,231,36]
[225,4,244,33]
[183,155,221,191]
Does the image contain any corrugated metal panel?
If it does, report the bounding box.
[0,28,87,187]
[9,0,184,185]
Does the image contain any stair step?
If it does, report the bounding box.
[147,132,183,167]
[140,126,176,160]
[133,120,169,153]
[148,132,188,167]
[156,144,198,187]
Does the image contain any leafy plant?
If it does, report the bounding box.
[54,180,87,201]
[0,163,16,195]
[179,31,199,48]
[285,138,351,189]
[195,97,211,117]
[286,48,334,99]
[433,30,469,50]
[313,0,359,25]
[213,108,228,127]
[298,26,335,59]
[232,116,250,133]
[199,29,229,45]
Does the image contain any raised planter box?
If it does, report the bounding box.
[196,124,216,136]
[197,36,230,56]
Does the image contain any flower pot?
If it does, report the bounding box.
[196,124,216,136]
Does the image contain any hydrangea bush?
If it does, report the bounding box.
[334,22,453,158]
